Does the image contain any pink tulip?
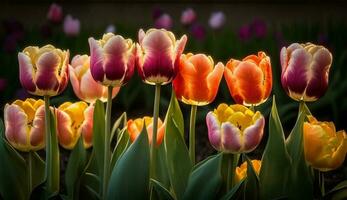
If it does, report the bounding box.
[136,28,187,85]
[18,45,69,97]
[88,33,136,87]
[154,13,173,30]
[63,15,80,37]
[47,3,63,23]
[208,11,226,30]
[56,102,94,149]
[4,99,46,152]
[181,8,196,26]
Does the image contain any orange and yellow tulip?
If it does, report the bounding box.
[4,98,46,151]
[56,101,94,149]
[224,52,272,106]
[303,115,347,171]
[127,116,165,146]
[235,160,261,183]
[173,53,224,106]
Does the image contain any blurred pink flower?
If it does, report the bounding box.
[0,78,7,92]
[190,23,206,40]
[238,24,251,41]
[251,19,267,38]
[208,11,226,29]
[181,8,196,26]
[47,3,63,23]
[154,13,172,30]
[63,15,80,37]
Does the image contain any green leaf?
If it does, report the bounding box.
[326,180,347,196]
[46,111,60,196]
[183,153,223,200]
[92,100,106,185]
[82,172,100,195]
[110,128,130,169]
[286,102,313,200]
[65,137,87,199]
[154,141,170,189]
[30,152,45,192]
[259,96,291,200]
[220,179,244,200]
[164,92,192,199]
[110,112,127,143]
[244,155,260,200]
[107,124,150,200]
[0,119,28,200]
[151,179,174,200]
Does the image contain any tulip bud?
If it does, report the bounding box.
[63,15,80,37]
[127,116,165,146]
[18,45,69,97]
[69,54,120,103]
[154,13,173,30]
[4,98,46,152]
[56,102,94,149]
[137,28,187,85]
[181,8,196,26]
[208,11,226,30]
[173,53,224,106]
[206,104,265,153]
[304,115,347,171]
[224,52,272,106]
[47,3,63,23]
[235,160,261,183]
[280,43,332,101]
[89,33,136,87]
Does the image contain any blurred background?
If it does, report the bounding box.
[1,1,347,185]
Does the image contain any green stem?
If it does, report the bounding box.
[189,105,197,164]
[320,171,325,197]
[150,84,161,179]
[102,86,113,198]
[44,96,51,192]
[27,151,32,194]
[225,153,239,191]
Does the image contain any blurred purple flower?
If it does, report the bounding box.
[154,13,172,30]
[3,35,17,53]
[251,19,267,38]
[190,23,206,40]
[47,3,63,23]
[40,23,53,38]
[181,8,196,26]
[105,24,116,33]
[208,11,226,30]
[63,15,80,37]
[238,24,251,41]
[0,78,7,92]
[15,88,30,100]
[152,7,164,20]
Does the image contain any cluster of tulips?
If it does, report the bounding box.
[0,28,346,200]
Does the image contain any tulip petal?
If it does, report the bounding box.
[56,109,78,149]
[18,53,36,93]
[243,116,265,152]
[79,69,104,102]
[35,51,60,91]
[69,65,85,100]
[221,122,242,153]
[207,62,224,103]
[81,105,94,148]
[206,112,222,151]
[30,105,45,150]
[89,37,105,83]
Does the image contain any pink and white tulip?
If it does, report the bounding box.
[4,98,46,152]
[136,28,187,85]
[18,45,69,97]
[69,55,120,103]
[63,15,80,37]
[280,43,333,101]
[206,104,265,153]
[88,33,136,87]
[208,11,226,30]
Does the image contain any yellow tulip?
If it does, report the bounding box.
[235,160,261,183]
[304,115,347,171]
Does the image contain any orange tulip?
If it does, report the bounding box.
[224,52,272,106]
[127,116,165,146]
[235,160,261,183]
[304,116,347,171]
[173,53,224,106]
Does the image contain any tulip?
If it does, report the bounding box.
[137,28,187,85]
[56,101,94,149]
[63,15,80,37]
[4,98,46,152]
[181,8,196,26]
[303,115,347,171]
[208,11,226,29]
[206,104,265,153]
[224,52,272,106]
[88,33,136,87]
[173,53,224,106]
[18,45,69,97]
[47,3,63,23]
[154,13,173,30]
[280,43,332,102]
[127,116,165,146]
[69,54,120,103]
[235,160,261,183]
